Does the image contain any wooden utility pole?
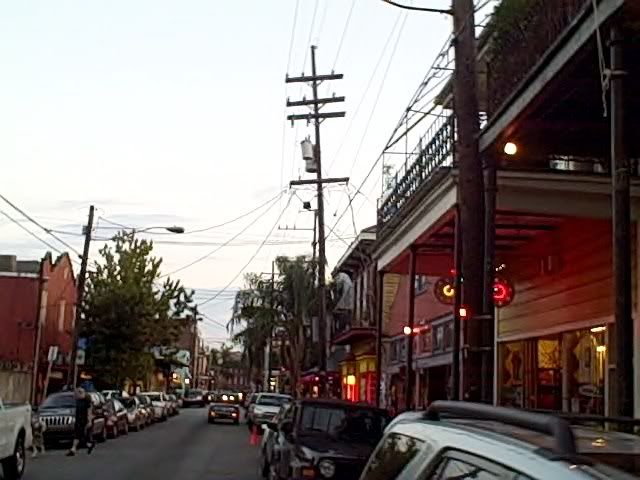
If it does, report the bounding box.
[452,0,485,402]
[68,204,95,388]
[286,46,346,388]
[263,261,276,391]
[610,25,633,418]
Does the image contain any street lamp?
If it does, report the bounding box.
[136,226,185,234]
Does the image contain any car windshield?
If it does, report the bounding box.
[40,393,75,409]
[300,405,388,445]
[257,395,290,407]
[187,389,203,397]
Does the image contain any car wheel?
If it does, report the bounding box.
[208,419,214,424]
[1,433,25,480]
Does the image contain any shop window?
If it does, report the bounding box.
[563,328,606,415]
[537,337,562,411]
[499,341,524,408]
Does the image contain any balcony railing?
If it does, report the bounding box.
[486,0,590,118]
[378,113,455,232]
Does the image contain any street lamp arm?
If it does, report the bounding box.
[381,0,452,14]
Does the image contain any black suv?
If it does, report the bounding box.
[39,391,107,445]
[259,399,390,480]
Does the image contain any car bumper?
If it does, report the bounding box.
[209,411,239,421]
[43,428,74,443]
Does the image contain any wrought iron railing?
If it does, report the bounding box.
[378,113,455,230]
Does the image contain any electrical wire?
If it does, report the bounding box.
[197,193,294,307]
[326,10,404,174]
[332,0,356,70]
[160,191,286,278]
[0,193,83,257]
[347,12,408,178]
[0,207,71,259]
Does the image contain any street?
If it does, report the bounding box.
[21,408,257,480]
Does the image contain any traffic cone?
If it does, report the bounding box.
[249,425,259,446]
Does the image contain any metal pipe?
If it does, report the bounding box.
[452,207,462,401]
[482,153,497,403]
[406,246,417,410]
[375,270,384,408]
[610,25,633,418]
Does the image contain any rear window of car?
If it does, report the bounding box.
[300,405,388,445]
[257,395,291,406]
[187,389,203,397]
[41,393,75,408]
[145,394,161,401]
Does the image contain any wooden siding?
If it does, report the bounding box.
[498,219,636,338]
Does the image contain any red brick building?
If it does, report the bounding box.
[0,253,76,403]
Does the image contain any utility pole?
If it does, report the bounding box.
[452,0,485,402]
[263,261,276,392]
[609,25,633,418]
[286,45,346,391]
[68,204,95,388]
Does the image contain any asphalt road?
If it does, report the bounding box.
[21,407,258,480]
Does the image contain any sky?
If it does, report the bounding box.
[0,0,484,348]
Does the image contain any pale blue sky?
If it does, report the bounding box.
[0,0,468,345]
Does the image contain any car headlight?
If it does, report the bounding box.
[230,396,235,401]
[318,459,336,478]
[222,395,228,401]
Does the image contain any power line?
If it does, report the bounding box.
[197,193,294,308]
[332,0,356,69]
[0,193,83,257]
[347,12,408,178]
[326,10,404,174]
[160,191,286,278]
[0,207,71,259]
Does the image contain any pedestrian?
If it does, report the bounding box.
[66,387,95,456]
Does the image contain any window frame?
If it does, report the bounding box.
[420,449,535,480]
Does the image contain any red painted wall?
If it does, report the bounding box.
[0,275,39,364]
[386,275,451,340]
[40,254,76,357]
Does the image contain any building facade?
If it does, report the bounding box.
[0,253,76,403]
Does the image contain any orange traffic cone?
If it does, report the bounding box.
[249,425,259,446]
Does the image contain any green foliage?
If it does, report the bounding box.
[228,255,318,389]
[82,232,195,388]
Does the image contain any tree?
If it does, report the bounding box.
[228,256,318,395]
[81,232,195,389]
[227,273,275,387]
[275,256,317,392]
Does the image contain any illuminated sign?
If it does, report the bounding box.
[434,276,515,308]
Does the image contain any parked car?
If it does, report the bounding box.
[101,390,128,400]
[165,395,179,416]
[182,389,207,408]
[104,398,129,438]
[140,392,168,421]
[0,396,32,480]
[135,395,154,426]
[39,391,107,445]
[359,401,640,479]
[260,398,389,480]
[244,392,258,410]
[120,397,146,431]
[207,401,240,425]
[247,393,292,431]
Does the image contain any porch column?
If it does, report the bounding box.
[375,270,385,408]
[482,151,497,404]
[405,246,417,410]
[610,24,633,418]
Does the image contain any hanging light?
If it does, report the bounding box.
[504,142,518,156]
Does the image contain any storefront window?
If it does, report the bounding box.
[537,336,561,411]
[563,328,606,415]
[499,341,524,407]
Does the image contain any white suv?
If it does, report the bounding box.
[360,401,639,479]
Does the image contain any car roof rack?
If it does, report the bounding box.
[425,401,577,456]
